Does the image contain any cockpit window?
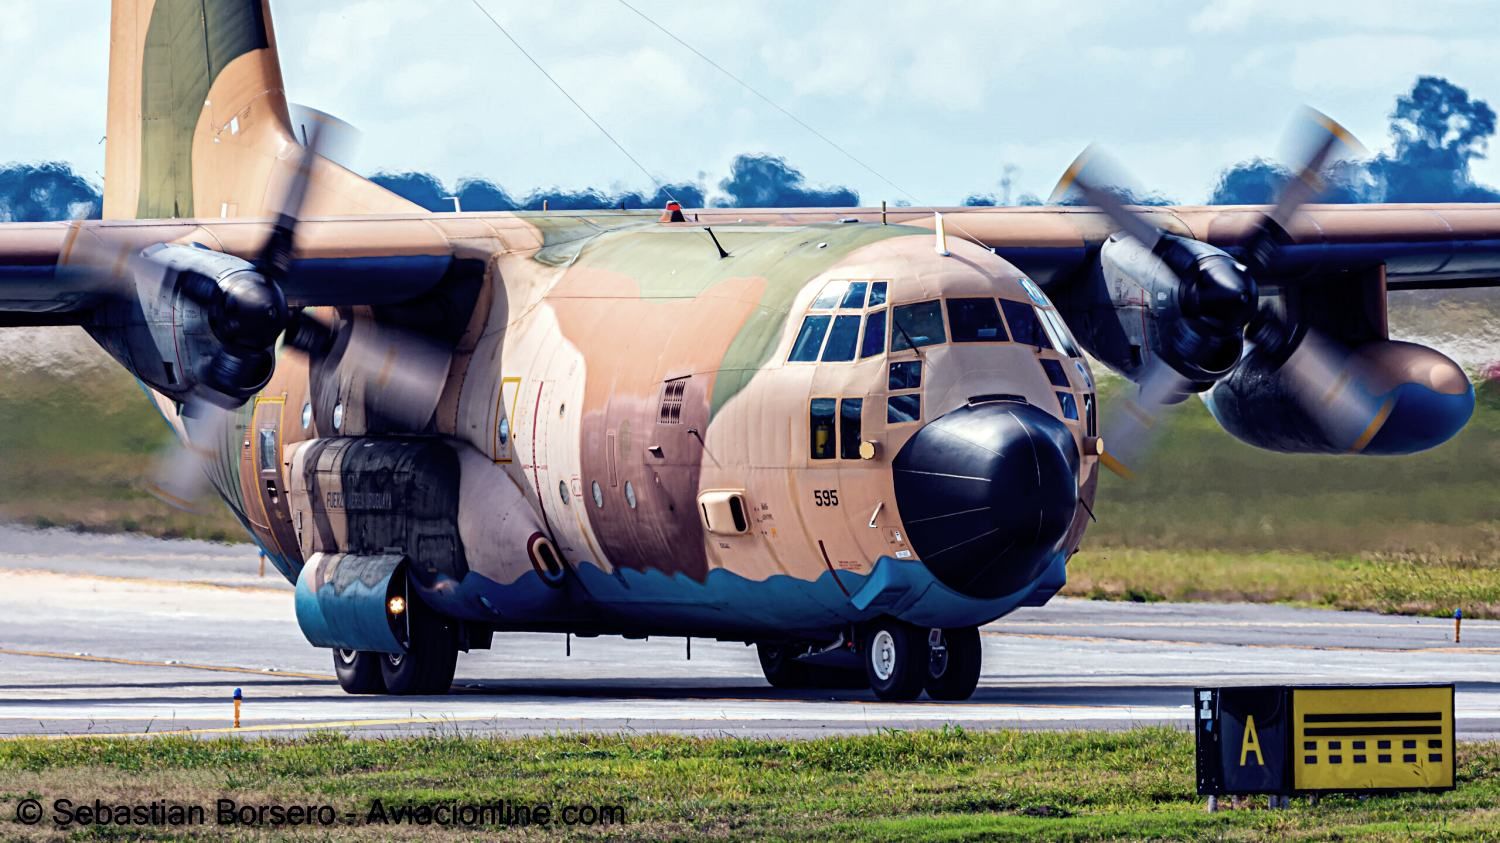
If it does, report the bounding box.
[1038,306,1082,358]
[788,315,831,362]
[860,309,886,359]
[840,281,869,309]
[1000,299,1046,350]
[947,298,1008,342]
[811,281,847,310]
[887,393,921,424]
[889,360,922,390]
[1056,391,1079,421]
[890,301,946,351]
[821,314,861,362]
[868,281,888,307]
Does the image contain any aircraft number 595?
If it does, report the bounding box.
[813,489,839,507]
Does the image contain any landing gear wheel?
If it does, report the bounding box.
[923,627,982,701]
[332,648,386,694]
[379,598,458,695]
[859,619,927,701]
[757,642,813,689]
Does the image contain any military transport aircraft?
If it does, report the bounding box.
[0,0,1486,700]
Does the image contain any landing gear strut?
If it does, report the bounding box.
[757,642,866,689]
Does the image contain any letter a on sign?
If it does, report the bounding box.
[1240,714,1263,766]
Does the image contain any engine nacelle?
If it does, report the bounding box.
[87,243,278,403]
[1074,233,1255,389]
[1204,340,1475,454]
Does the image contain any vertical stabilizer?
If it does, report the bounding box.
[105,0,419,220]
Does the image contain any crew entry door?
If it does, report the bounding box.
[251,397,301,563]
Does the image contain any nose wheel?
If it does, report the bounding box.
[858,619,983,701]
[923,626,982,701]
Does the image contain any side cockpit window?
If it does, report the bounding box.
[789,279,892,364]
[789,315,831,362]
[821,314,861,362]
[1000,299,1046,350]
[860,309,886,359]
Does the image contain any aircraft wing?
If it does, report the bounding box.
[0,204,1495,325]
[697,204,1500,291]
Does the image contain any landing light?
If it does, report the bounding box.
[387,596,407,616]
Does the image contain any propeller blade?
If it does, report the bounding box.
[1049,145,1165,250]
[258,108,353,280]
[1243,108,1365,275]
[145,397,236,512]
[1269,324,1392,453]
[1097,359,1194,480]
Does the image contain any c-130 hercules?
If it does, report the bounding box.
[0,0,1482,700]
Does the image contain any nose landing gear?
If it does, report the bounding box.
[857,618,983,702]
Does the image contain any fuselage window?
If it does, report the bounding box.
[890,301,946,351]
[868,281,888,307]
[811,280,847,310]
[1000,298,1046,350]
[888,360,922,390]
[947,297,1009,342]
[887,393,921,424]
[809,398,837,459]
[789,315,831,362]
[1040,358,1070,388]
[1056,391,1079,421]
[821,314,862,362]
[839,398,863,460]
[840,281,869,309]
[860,309,887,359]
[558,480,571,505]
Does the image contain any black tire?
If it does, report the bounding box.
[757,642,813,689]
[380,598,458,695]
[332,648,386,695]
[923,627,982,701]
[859,619,926,701]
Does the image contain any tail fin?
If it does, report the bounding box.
[104,0,419,220]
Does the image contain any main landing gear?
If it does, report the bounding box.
[332,594,458,696]
[757,619,984,701]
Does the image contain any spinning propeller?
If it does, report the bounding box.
[1049,108,1383,478]
[65,110,453,510]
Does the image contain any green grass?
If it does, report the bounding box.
[1,729,1498,840]
[0,368,244,541]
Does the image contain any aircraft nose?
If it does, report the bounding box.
[891,399,1079,600]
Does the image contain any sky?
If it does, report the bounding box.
[3,0,1500,205]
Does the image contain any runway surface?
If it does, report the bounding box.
[1,525,1497,739]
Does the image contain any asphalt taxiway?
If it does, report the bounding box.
[1,525,1497,739]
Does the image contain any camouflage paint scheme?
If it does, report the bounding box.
[0,1,1487,646]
